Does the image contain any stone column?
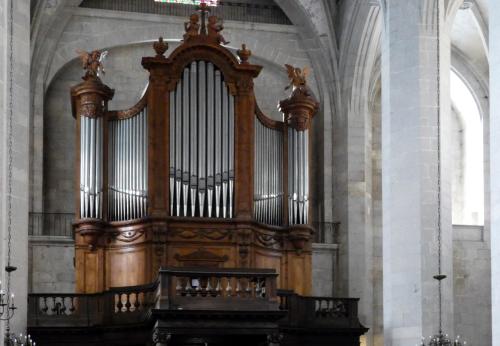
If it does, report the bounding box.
[0,0,30,340]
[490,1,500,344]
[381,1,453,344]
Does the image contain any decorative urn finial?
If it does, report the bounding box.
[237,44,252,64]
[153,37,169,57]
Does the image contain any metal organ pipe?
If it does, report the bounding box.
[287,127,309,225]
[253,118,284,226]
[107,109,148,221]
[169,61,235,218]
[80,116,104,219]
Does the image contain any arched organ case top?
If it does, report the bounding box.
[71,27,318,296]
[169,61,235,218]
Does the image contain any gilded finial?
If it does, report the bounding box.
[237,44,251,64]
[153,37,169,56]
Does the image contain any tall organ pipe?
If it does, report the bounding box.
[286,127,309,225]
[107,109,148,221]
[169,61,234,218]
[253,118,284,226]
[80,116,104,219]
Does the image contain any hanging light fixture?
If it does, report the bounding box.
[421,2,465,345]
[2,1,33,344]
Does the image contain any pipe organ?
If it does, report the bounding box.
[71,16,318,296]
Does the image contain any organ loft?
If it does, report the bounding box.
[28,4,367,345]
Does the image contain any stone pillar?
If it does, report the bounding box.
[0,0,30,340]
[490,1,500,344]
[381,1,453,344]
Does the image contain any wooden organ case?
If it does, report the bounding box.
[71,18,319,296]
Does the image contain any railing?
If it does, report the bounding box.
[158,267,279,311]
[29,268,279,328]
[28,282,158,328]
[29,269,364,332]
[79,0,292,25]
[277,290,365,329]
[29,213,74,237]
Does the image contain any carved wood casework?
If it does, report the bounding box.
[71,11,318,296]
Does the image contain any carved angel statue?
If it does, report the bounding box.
[184,13,200,40]
[208,15,229,45]
[285,64,310,91]
[76,49,108,79]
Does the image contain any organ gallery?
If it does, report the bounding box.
[28,5,367,345]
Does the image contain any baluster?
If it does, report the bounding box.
[51,296,57,314]
[215,278,222,297]
[69,296,76,313]
[125,293,132,312]
[185,277,193,294]
[206,277,213,296]
[61,296,67,314]
[245,278,252,296]
[41,296,48,314]
[255,279,262,297]
[235,278,241,296]
[116,294,123,312]
[225,277,232,297]
[176,278,183,294]
[134,292,141,311]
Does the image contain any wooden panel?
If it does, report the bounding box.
[106,247,149,288]
[75,249,104,293]
[285,251,312,295]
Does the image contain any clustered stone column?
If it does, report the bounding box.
[489,1,500,344]
[381,1,453,344]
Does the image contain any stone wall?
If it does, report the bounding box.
[29,237,75,293]
[453,225,491,346]
[0,0,30,337]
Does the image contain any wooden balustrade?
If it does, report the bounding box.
[276,290,365,330]
[28,282,158,328]
[157,267,279,312]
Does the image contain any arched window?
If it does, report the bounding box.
[450,70,484,226]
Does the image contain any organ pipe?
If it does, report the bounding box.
[80,116,104,219]
[108,109,148,221]
[169,61,235,218]
[253,118,284,226]
[287,127,309,225]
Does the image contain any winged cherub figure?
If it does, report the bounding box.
[208,15,229,45]
[76,49,108,79]
[285,64,310,91]
[184,13,200,41]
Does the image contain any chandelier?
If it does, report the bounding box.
[421,1,465,345]
[5,333,35,346]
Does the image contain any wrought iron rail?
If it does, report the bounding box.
[79,0,292,25]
